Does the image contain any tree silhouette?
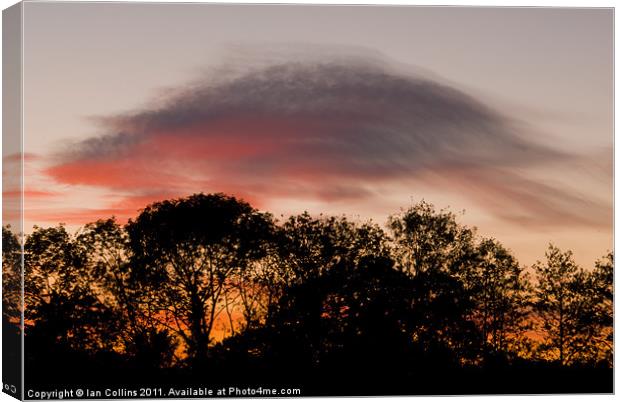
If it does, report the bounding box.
[126,193,273,364]
[388,202,483,364]
[388,201,476,276]
[13,194,613,394]
[581,252,613,366]
[224,248,279,334]
[463,238,532,363]
[23,224,122,387]
[76,218,177,369]
[235,214,396,378]
[532,244,603,366]
[593,253,613,364]
[2,226,22,394]
[264,255,417,383]
[277,212,391,284]
[2,226,21,323]
[24,225,119,354]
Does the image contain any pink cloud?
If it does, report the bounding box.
[3,190,57,199]
[38,60,610,228]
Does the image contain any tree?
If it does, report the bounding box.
[126,193,274,364]
[586,252,613,366]
[388,201,482,364]
[2,226,23,392]
[24,225,119,356]
[265,215,392,354]
[76,218,177,368]
[277,212,391,284]
[463,238,532,362]
[388,201,476,277]
[265,255,417,378]
[532,244,598,366]
[224,249,281,335]
[2,226,22,322]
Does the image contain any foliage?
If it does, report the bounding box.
[532,245,612,367]
[388,201,476,276]
[10,193,612,381]
[125,193,274,363]
[24,225,120,354]
[2,226,21,321]
[463,238,533,362]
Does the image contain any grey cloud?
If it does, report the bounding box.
[55,57,608,227]
[81,60,564,171]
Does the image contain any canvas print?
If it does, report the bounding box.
[2,2,613,399]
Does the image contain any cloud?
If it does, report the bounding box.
[45,56,610,227]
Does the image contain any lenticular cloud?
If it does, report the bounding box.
[46,58,608,227]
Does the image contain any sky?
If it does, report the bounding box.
[7,3,613,267]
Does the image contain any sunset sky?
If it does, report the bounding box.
[7,3,612,267]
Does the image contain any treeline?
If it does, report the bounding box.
[2,193,613,394]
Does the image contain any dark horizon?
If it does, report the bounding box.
[3,192,613,396]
